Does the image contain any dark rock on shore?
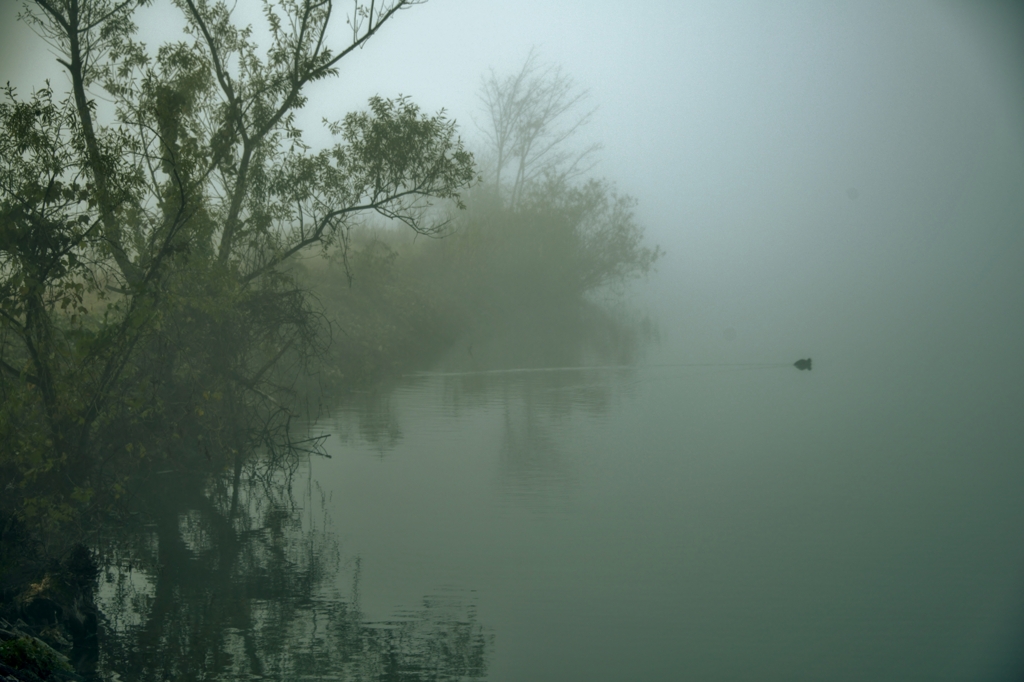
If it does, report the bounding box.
[0,619,84,681]
[0,541,98,681]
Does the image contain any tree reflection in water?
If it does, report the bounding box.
[94,446,489,681]
[90,306,653,681]
[319,310,652,521]
[486,367,639,502]
[331,305,654,458]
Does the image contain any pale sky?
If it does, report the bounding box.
[2,0,1023,363]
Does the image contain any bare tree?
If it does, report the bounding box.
[478,48,601,209]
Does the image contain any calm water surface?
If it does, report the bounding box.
[309,341,1024,681]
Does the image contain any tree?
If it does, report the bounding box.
[519,176,663,295]
[478,48,600,210]
[469,54,660,309]
[0,0,474,546]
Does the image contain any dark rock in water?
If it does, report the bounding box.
[793,358,812,371]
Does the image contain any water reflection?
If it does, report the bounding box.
[329,306,653,461]
[92,309,653,680]
[487,370,635,494]
[323,365,643,510]
[340,389,404,454]
[499,398,562,491]
[95,453,489,681]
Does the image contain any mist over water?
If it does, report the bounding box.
[3,1,1023,679]
[308,313,1024,681]
[94,311,1024,679]
[93,2,1024,672]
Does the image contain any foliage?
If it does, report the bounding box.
[298,174,660,390]
[299,235,453,391]
[0,0,474,556]
[501,176,662,296]
[297,55,661,390]
[465,52,660,321]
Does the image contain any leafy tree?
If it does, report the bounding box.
[0,0,474,548]
[517,176,662,295]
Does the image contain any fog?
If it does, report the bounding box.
[278,0,1024,458]
[5,0,1021,357]
[2,1,1023,679]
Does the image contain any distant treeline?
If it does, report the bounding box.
[300,176,660,392]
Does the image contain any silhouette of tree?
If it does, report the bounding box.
[479,48,600,210]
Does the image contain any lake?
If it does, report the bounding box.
[94,311,1024,681]
[304,334,1024,681]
